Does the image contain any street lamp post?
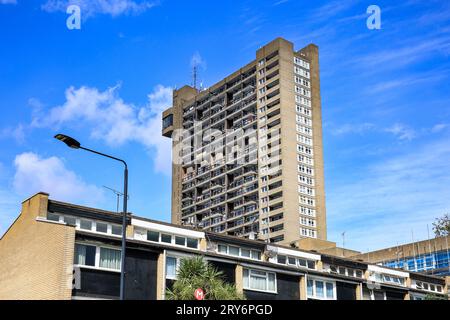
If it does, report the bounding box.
[54,134,128,300]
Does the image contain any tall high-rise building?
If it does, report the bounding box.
[162,38,326,245]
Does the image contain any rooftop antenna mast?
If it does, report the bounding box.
[342,231,346,257]
[411,230,417,272]
[103,186,128,213]
[192,62,199,92]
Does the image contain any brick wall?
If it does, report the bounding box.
[0,193,75,300]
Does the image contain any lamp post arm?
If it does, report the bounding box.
[79,146,128,170]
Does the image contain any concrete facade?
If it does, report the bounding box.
[162,37,326,245]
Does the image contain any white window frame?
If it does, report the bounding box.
[47,213,123,238]
[414,280,444,294]
[165,256,181,280]
[136,227,200,250]
[216,244,261,261]
[307,276,336,300]
[73,242,122,273]
[300,206,316,217]
[243,268,277,294]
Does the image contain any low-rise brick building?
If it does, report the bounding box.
[1,192,448,300]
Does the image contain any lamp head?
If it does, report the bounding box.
[54,134,81,149]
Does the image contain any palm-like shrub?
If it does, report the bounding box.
[165,256,245,300]
[424,293,447,300]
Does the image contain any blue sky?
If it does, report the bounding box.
[0,0,449,252]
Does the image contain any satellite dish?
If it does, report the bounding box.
[367,281,381,290]
[265,249,277,259]
[367,282,376,290]
[264,245,278,258]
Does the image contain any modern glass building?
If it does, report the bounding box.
[351,236,450,277]
[382,251,450,276]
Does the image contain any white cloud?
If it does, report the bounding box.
[327,137,450,251]
[0,124,25,144]
[431,123,448,133]
[190,52,205,69]
[385,123,417,141]
[41,0,157,18]
[0,153,105,237]
[309,0,358,22]
[329,122,375,136]
[13,152,104,204]
[356,36,450,69]
[0,0,17,4]
[366,70,450,94]
[273,0,289,6]
[32,84,173,175]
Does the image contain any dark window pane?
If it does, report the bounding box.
[163,115,173,130]
[64,216,76,226]
[374,291,385,300]
[175,236,186,246]
[288,257,296,265]
[75,244,96,267]
[251,251,261,260]
[229,246,239,256]
[241,249,251,257]
[111,225,122,235]
[161,234,172,243]
[96,222,108,233]
[80,219,92,230]
[47,213,60,222]
[186,238,198,249]
[85,245,96,266]
[147,231,159,242]
[277,255,287,264]
[307,260,315,269]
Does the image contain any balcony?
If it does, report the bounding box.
[211,206,226,215]
[197,201,212,212]
[211,167,225,178]
[183,104,195,116]
[227,104,242,116]
[228,174,257,190]
[265,59,279,72]
[197,165,211,176]
[196,175,210,186]
[181,207,196,217]
[243,165,258,176]
[242,114,257,127]
[211,187,224,197]
[211,196,226,206]
[182,172,195,183]
[182,182,195,191]
[211,114,225,125]
[181,200,195,209]
[228,204,258,220]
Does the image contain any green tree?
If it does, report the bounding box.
[165,256,245,300]
[432,214,450,237]
[424,293,447,300]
